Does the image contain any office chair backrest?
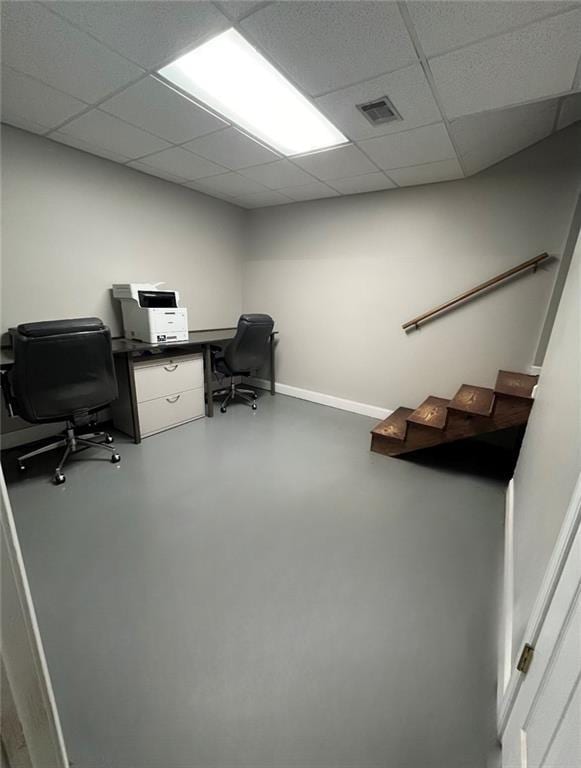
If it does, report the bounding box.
[11,317,118,424]
[224,314,274,373]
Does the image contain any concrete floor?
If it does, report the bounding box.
[4,393,504,768]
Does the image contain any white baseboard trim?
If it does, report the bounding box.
[246,377,393,421]
[527,364,542,376]
[497,469,581,735]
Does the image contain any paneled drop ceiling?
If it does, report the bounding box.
[2,1,580,209]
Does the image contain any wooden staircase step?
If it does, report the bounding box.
[448,384,495,416]
[495,370,539,399]
[406,396,450,430]
[371,407,414,442]
[371,394,534,458]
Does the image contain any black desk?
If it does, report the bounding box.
[1,328,278,442]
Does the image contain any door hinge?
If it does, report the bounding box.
[517,643,534,674]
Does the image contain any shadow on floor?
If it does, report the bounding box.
[398,425,526,481]
[1,422,125,486]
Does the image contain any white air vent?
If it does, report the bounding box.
[357,96,401,126]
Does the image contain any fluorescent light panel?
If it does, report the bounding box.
[158,29,348,156]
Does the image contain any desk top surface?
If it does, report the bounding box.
[111,328,238,354]
[0,328,242,368]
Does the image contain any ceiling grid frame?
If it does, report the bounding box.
[396,1,467,177]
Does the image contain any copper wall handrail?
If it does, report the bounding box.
[402,252,551,331]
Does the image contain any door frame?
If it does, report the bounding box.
[0,469,68,767]
[497,470,581,736]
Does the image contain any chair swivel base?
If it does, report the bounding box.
[214,381,259,413]
[18,424,120,485]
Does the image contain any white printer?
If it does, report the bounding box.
[112,283,189,344]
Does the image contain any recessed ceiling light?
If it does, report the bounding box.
[157,29,348,157]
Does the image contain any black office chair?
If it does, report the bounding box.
[1,318,121,484]
[213,314,274,413]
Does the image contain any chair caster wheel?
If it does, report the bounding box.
[53,473,66,485]
[220,406,227,414]
[251,403,257,410]
[105,434,114,444]
[18,463,26,472]
[111,453,121,464]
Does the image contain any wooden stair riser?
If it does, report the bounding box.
[370,433,402,456]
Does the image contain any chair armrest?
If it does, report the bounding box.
[1,371,16,417]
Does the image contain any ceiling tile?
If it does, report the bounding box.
[328,173,396,195]
[450,100,557,157]
[100,76,226,144]
[408,1,577,58]
[388,158,464,187]
[184,183,240,204]
[192,172,267,198]
[235,190,294,208]
[450,99,557,175]
[126,161,185,184]
[314,64,441,141]
[430,9,581,119]
[131,147,226,180]
[49,1,231,69]
[183,127,280,170]
[1,115,50,136]
[557,93,581,130]
[280,182,340,201]
[1,2,143,103]
[52,109,170,160]
[240,1,416,96]
[239,160,316,189]
[49,132,132,164]
[292,144,377,180]
[1,67,87,133]
[215,2,268,22]
[358,123,457,170]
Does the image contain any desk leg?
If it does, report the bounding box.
[204,344,214,417]
[270,334,276,395]
[127,355,141,444]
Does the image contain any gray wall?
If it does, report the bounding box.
[243,124,581,410]
[533,192,581,365]
[511,231,580,659]
[1,125,245,336]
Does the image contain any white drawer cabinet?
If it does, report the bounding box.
[138,387,205,438]
[134,354,203,403]
[113,352,205,439]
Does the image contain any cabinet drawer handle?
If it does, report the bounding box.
[166,395,181,404]
[164,364,178,372]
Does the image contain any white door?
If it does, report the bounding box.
[501,515,581,768]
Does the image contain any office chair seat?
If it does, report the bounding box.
[214,357,250,377]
